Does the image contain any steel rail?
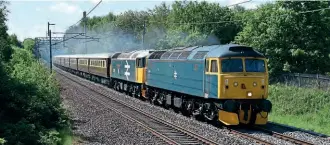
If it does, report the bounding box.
[224,127,273,145]
[268,122,330,138]
[55,66,316,145]
[253,126,315,145]
[55,67,218,145]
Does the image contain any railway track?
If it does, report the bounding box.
[55,67,319,145]
[56,68,218,145]
[225,128,273,145]
[252,126,314,145]
[267,122,330,139]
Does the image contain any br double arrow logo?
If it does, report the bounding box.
[124,60,130,80]
[174,70,177,79]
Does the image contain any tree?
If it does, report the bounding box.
[0,1,12,62]
[235,1,330,75]
[0,47,68,144]
[9,34,21,47]
[167,1,240,44]
[145,2,170,49]
[22,38,35,52]
[0,2,68,144]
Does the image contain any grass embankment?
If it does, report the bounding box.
[268,84,330,135]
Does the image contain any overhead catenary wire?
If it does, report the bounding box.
[147,5,330,25]
[86,0,103,16]
[92,5,330,31]
[67,0,103,29]
[52,34,84,46]
[227,0,252,7]
[62,4,330,46]
[50,0,103,46]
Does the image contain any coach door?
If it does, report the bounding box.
[204,58,219,99]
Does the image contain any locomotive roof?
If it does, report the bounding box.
[206,44,265,58]
[113,50,153,59]
[148,44,265,60]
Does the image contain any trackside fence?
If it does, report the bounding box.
[270,73,330,91]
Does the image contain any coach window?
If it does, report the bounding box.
[210,60,218,73]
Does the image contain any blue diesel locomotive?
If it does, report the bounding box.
[53,44,272,125]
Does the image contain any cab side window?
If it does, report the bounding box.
[141,57,146,67]
[205,60,209,72]
[136,59,141,67]
[210,60,218,72]
[136,58,146,68]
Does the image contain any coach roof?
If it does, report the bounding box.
[54,53,114,59]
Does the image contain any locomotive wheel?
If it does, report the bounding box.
[181,100,193,117]
[151,91,158,105]
[128,84,133,97]
[193,106,205,121]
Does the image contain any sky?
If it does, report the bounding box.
[6,0,271,41]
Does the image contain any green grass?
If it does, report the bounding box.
[59,126,84,145]
[268,84,330,135]
[59,128,73,145]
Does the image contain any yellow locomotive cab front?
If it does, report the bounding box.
[217,57,272,125]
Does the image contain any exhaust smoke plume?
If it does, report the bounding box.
[58,22,221,55]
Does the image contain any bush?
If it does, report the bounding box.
[0,47,70,144]
[268,84,330,135]
[0,138,6,145]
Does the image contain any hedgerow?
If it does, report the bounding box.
[0,46,70,144]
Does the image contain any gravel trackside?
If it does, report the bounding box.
[58,74,166,145]
[56,67,329,145]
[55,68,258,145]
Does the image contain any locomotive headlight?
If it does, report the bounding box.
[253,82,257,87]
[233,82,238,87]
[261,79,265,85]
[225,79,228,85]
[247,92,252,97]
